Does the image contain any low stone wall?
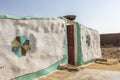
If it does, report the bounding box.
[100,33,120,47]
[0,18,67,80]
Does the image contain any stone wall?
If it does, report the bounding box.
[100,33,120,47]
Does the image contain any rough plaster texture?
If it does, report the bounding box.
[80,25,101,62]
[0,18,67,80]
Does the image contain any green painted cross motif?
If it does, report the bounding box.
[11,36,31,57]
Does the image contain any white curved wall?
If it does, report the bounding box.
[0,18,67,80]
[80,25,101,62]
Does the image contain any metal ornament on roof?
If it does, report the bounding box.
[11,36,31,57]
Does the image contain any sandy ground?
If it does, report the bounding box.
[102,47,120,59]
[35,60,120,80]
[35,68,120,80]
[35,69,77,80]
[67,69,120,80]
[84,61,120,71]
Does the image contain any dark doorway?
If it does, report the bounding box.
[67,25,75,65]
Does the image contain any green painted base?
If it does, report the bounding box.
[12,57,67,80]
[80,59,96,66]
[79,57,102,66]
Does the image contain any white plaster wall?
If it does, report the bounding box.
[0,18,67,80]
[80,25,101,62]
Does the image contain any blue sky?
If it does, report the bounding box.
[0,0,120,34]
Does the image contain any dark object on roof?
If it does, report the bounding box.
[63,15,76,21]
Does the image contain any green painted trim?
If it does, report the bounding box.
[64,19,68,64]
[0,14,58,20]
[77,23,83,65]
[12,57,67,80]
